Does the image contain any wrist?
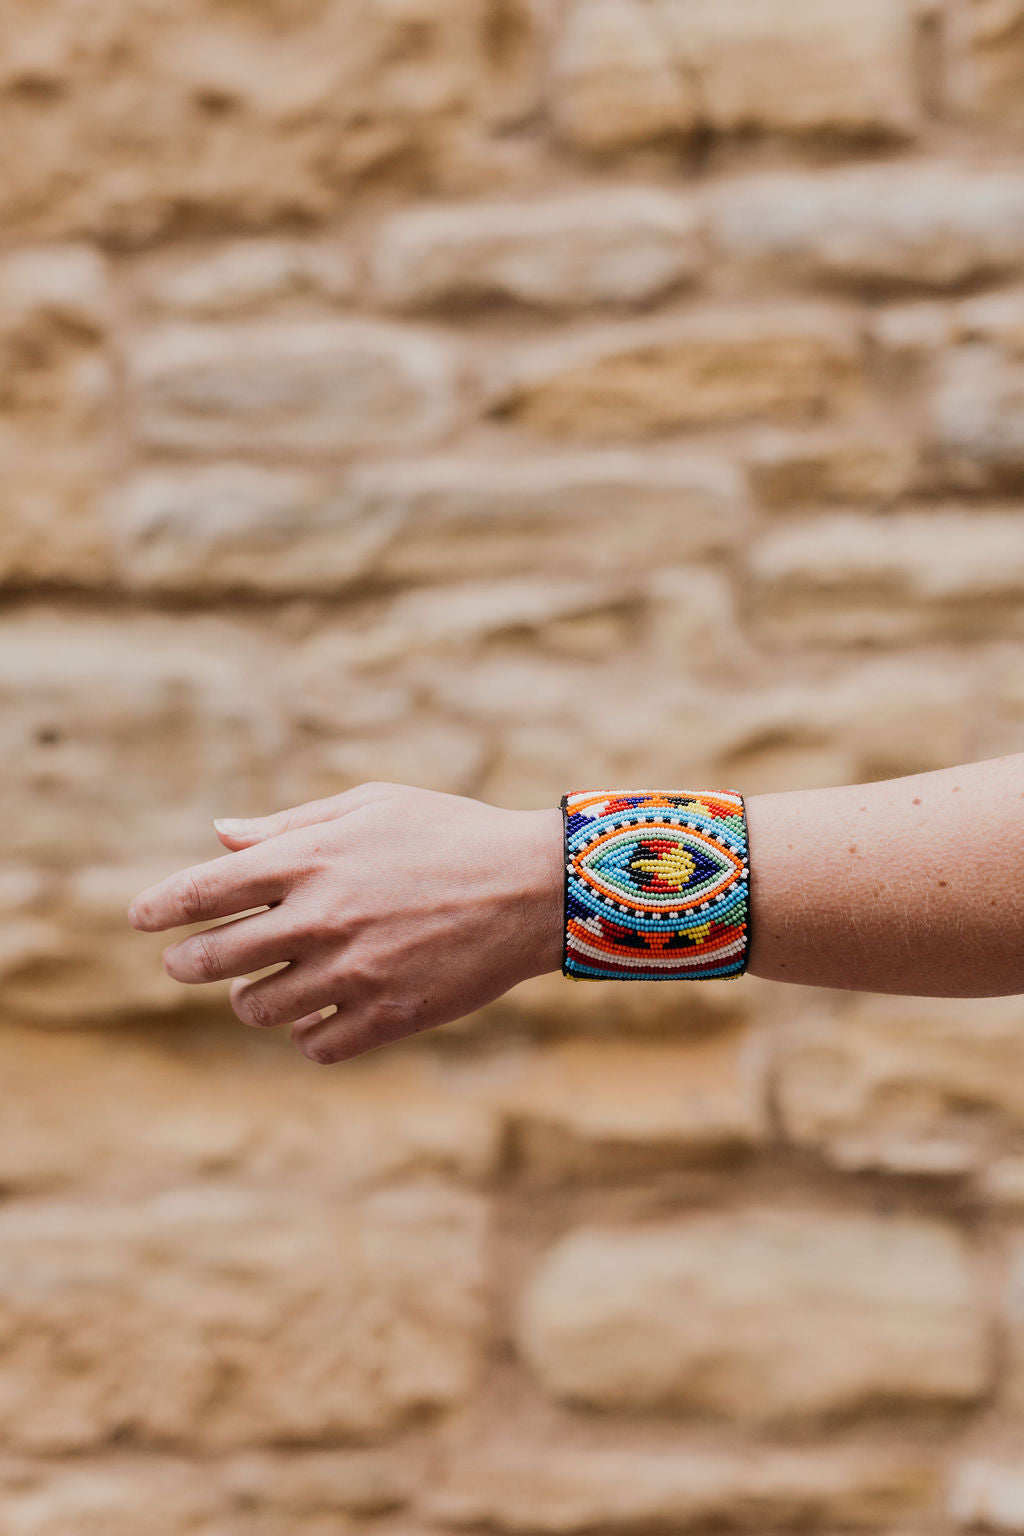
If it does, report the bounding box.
[509,806,565,978]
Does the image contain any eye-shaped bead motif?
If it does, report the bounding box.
[561,790,750,982]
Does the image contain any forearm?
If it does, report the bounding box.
[744,753,1024,998]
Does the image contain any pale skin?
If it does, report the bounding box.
[127,753,1024,1066]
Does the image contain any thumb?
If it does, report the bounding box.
[213,783,408,848]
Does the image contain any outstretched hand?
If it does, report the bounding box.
[128,783,564,1064]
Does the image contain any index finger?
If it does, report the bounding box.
[128,846,289,933]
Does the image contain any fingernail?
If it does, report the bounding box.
[214,818,256,835]
[127,901,138,925]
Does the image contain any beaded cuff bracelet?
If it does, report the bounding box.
[560,790,750,981]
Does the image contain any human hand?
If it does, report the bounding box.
[128,782,564,1064]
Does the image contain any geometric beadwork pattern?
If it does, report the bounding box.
[561,790,750,981]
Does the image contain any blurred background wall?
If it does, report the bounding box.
[2,0,1024,1529]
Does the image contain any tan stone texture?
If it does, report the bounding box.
[372,189,706,310]
[494,307,865,437]
[3,0,1024,1527]
[516,1209,989,1422]
[970,0,1024,124]
[0,1179,489,1452]
[553,0,919,150]
[427,1444,936,1531]
[777,994,1024,1176]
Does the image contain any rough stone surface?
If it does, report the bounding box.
[499,1034,768,1179]
[112,464,388,596]
[951,1460,1024,1531]
[745,427,919,508]
[750,509,1024,645]
[553,0,918,150]
[0,613,281,868]
[0,1027,501,1187]
[0,1179,489,1452]
[493,308,864,437]
[930,345,1024,489]
[517,1209,988,1422]
[0,1449,415,1534]
[113,451,746,594]
[372,189,705,310]
[427,1444,935,1532]
[135,239,358,317]
[0,0,543,243]
[712,166,1024,291]
[970,0,1024,124]
[0,245,115,585]
[776,995,1024,1175]
[131,320,459,456]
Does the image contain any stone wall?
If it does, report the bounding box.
[3,0,1024,1529]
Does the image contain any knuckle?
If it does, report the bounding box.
[176,874,209,924]
[369,997,408,1036]
[337,951,382,993]
[190,931,221,982]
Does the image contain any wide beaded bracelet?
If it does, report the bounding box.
[560,790,750,981]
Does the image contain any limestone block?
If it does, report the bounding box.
[930,345,1024,490]
[750,509,1024,646]
[871,301,956,362]
[427,1444,935,1532]
[0,1026,501,1187]
[219,1448,413,1516]
[0,0,543,242]
[969,0,1024,124]
[287,578,638,674]
[346,450,746,583]
[0,1448,413,1534]
[712,165,1024,291]
[113,451,745,595]
[0,863,218,1025]
[0,1457,221,1536]
[277,715,488,806]
[819,658,976,781]
[0,244,111,339]
[0,1180,489,1451]
[705,659,976,790]
[496,1035,767,1179]
[493,307,864,438]
[372,189,704,309]
[551,0,697,151]
[0,613,281,867]
[273,578,640,805]
[517,1208,988,1422]
[131,320,459,456]
[553,0,918,151]
[0,245,115,586]
[112,465,391,596]
[136,239,357,317]
[958,289,1024,351]
[952,1460,1024,1530]
[776,995,1024,1176]
[746,428,918,509]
